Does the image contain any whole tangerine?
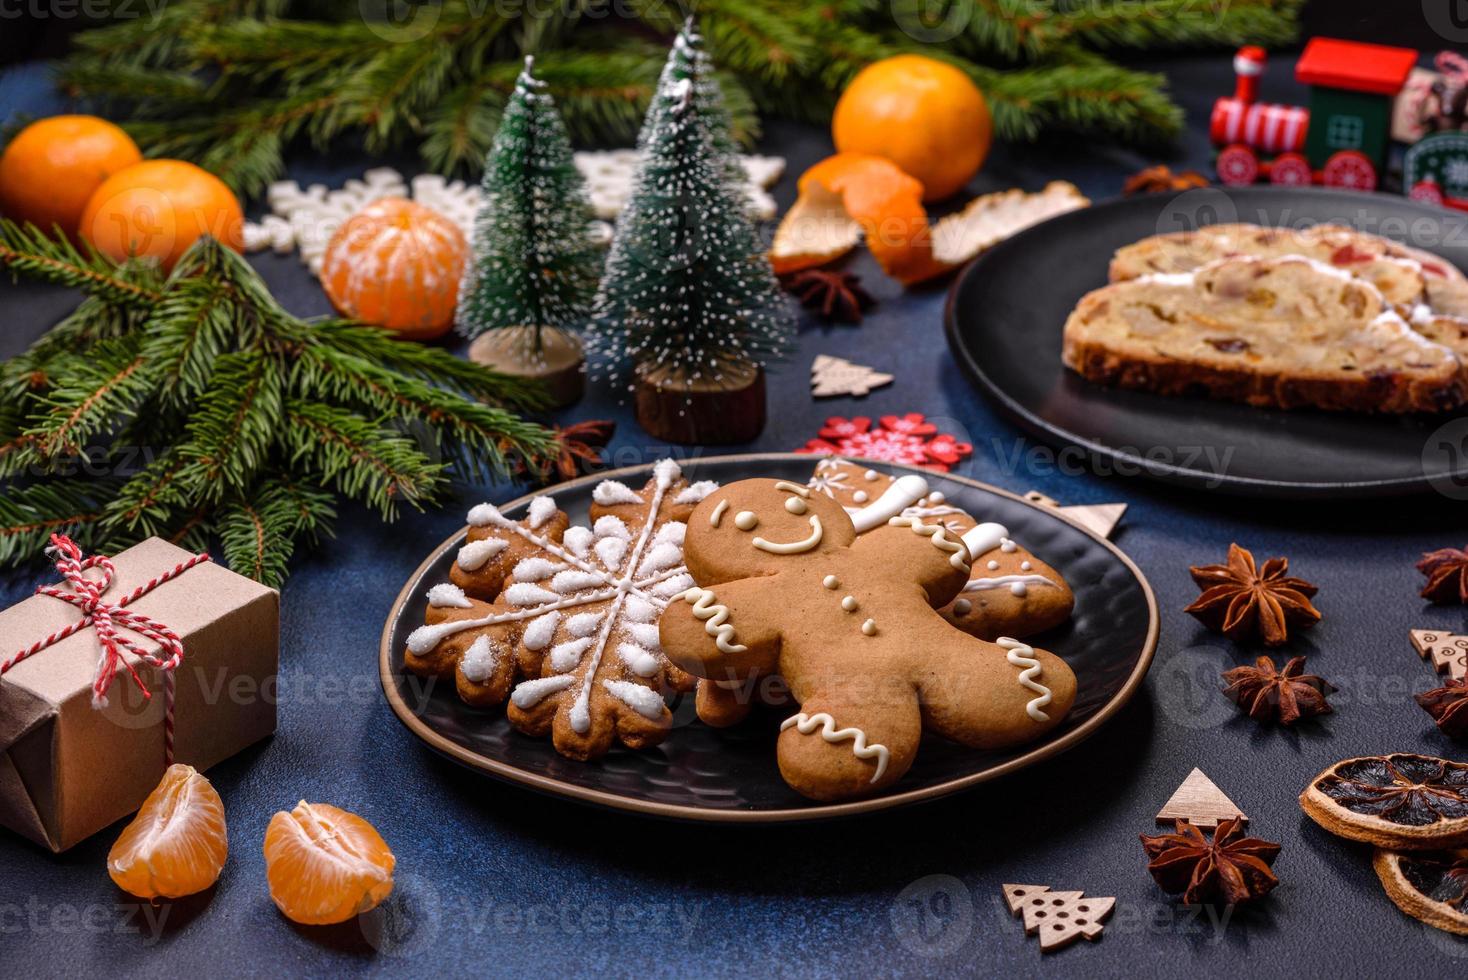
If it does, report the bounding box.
[832,55,992,202]
[0,115,142,238]
[80,159,244,270]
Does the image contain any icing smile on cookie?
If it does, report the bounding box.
[752,515,824,554]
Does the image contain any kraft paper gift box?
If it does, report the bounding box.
[0,537,278,852]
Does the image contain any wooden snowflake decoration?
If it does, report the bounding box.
[404,459,718,759]
[795,414,972,471]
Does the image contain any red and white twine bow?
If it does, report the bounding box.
[0,535,210,766]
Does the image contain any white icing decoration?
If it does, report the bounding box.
[653,522,685,547]
[785,497,807,515]
[626,622,661,649]
[624,595,657,622]
[618,643,660,677]
[457,537,508,571]
[511,675,574,708]
[960,523,1010,562]
[459,636,499,683]
[734,511,759,531]
[602,679,665,720]
[551,638,593,672]
[466,502,501,526]
[637,541,683,576]
[651,573,695,598]
[528,496,557,529]
[1000,538,1018,553]
[675,480,718,505]
[962,574,1056,598]
[772,481,812,498]
[710,499,729,527]
[522,611,561,651]
[513,557,561,581]
[562,526,594,557]
[852,490,868,504]
[681,587,748,653]
[929,491,945,504]
[861,618,877,636]
[823,575,839,589]
[780,712,890,783]
[753,516,824,554]
[987,560,1000,571]
[952,598,972,616]
[863,470,879,481]
[888,515,969,569]
[593,480,643,506]
[841,595,858,612]
[998,637,1053,722]
[1020,561,1032,571]
[849,475,929,533]
[427,583,472,609]
[595,536,628,571]
[504,582,562,605]
[566,611,605,638]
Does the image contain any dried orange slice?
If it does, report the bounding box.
[770,153,943,286]
[1300,753,1468,849]
[1373,847,1468,936]
[108,764,228,900]
[264,801,396,925]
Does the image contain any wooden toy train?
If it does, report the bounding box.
[1211,39,1419,192]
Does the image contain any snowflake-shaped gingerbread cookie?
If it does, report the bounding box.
[404,459,718,759]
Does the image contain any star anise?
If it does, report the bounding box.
[782,269,875,324]
[1140,818,1281,905]
[1416,678,1468,738]
[1185,544,1321,646]
[548,419,615,480]
[1222,655,1332,725]
[1123,165,1210,196]
[1418,546,1468,604]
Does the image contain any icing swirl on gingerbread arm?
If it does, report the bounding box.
[997,637,1053,722]
[780,712,891,783]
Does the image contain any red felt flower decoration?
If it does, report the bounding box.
[796,413,972,472]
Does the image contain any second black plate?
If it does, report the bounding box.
[944,186,1468,498]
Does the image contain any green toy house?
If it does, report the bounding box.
[1295,38,1417,176]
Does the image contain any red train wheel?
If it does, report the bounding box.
[1216,144,1259,186]
[1410,180,1445,205]
[1321,150,1377,191]
[1269,152,1312,186]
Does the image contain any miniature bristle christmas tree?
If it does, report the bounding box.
[457,56,600,407]
[589,30,794,444]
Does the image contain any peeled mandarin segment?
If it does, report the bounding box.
[770,153,943,286]
[107,764,228,900]
[263,801,396,926]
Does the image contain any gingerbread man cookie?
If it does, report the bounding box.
[659,475,1078,801]
[807,458,1075,641]
[404,460,717,760]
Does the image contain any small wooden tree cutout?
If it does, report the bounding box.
[1022,491,1126,539]
[1409,629,1468,682]
[810,354,893,398]
[1156,767,1247,829]
[1003,884,1115,952]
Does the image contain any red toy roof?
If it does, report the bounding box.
[1295,38,1417,96]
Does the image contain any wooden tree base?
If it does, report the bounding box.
[467,327,585,409]
[633,361,766,445]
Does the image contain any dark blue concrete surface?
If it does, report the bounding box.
[3,52,1466,978]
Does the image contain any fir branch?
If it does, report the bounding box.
[217,479,322,589]
[21,338,155,463]
[0,220,164,307]
[0,482,106,566]
[281,400,444,519]
[100,455,190,540]
[173,351,283,501]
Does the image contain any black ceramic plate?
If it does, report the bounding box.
[944,186,1468,498]
[379,454,1157,822]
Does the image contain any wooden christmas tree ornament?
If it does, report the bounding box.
[1022,491,1127,539]
[468,327,585,409]
[1409,629,1468,682]
[810,354,893,398]
[1003,884,1115,952]
[633,361,766,445]
[1156,767,1247,829]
